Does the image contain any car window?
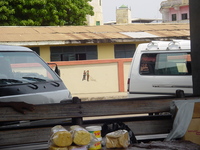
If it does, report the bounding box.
[140,52,191,75]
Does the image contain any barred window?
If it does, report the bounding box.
[182,13,188,20]
[172,14,177,21]
[50,45,97,61]
[114,44,135,58]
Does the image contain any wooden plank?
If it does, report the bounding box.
[0,96,195,122]
[0,102,82,122]
[2,140,200,150]
[80,96,200,117]
[126,119,173,135]
[193,102,200,118]
[81,119,172,135]
[80,98,173,117]
[0,124,75,146]
[81,116,173,135]
[0,127,51,146]
[0,119,172,146]
[2,96,200,148]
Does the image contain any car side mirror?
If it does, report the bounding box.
[47,63,60,76]
[55,64,60,76]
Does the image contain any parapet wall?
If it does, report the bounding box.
[50,58,132,95]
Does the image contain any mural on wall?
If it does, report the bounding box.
[82,70,86,81]
[82,70,96,82]
[87,70,89,81]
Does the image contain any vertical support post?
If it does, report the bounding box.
[189,1,200,96]
[118,60,125,92]
[176,90,185,98]
[72,97,83,125]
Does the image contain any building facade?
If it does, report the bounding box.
[160,0,189,23]
[86,0,103,26]
[116,5,131,24]
[47,24,189,62]
[0,24,189,62]
[0,24,190,95]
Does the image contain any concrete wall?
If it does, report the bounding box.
[169,6,189,20]
[116,7,131,24]
[98,43,114,59]
[40,45,50,62]
[36,42,136,96]
[87,0,103,25]
[37,43,132,62]
[51,58,132,95]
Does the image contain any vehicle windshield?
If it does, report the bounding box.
[0,51,60,85]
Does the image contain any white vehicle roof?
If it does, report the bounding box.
[138,40,190,51]
[0,45,31,51]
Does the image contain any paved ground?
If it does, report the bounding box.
[72,92,128,101]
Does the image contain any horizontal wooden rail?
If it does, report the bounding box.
[0,102,81,122]
[0,96,182,122]
[0,96,197,148]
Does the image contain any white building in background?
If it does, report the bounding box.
[116,5,131,24]
[160,0,189,23]
[86,0,103,26]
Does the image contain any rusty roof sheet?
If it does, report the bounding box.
[0,24,190,44]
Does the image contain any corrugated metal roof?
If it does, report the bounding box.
[121,32,158,38]
[0,24,190,45]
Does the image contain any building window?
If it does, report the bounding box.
[114,44,135,58]
[50,45,97,61]
[96,21,100,26]
[30,47,40,55]
[139,53,191,75]
[182,13,188,20]
[172,14,177,21]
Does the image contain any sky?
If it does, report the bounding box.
[102,0,164,22]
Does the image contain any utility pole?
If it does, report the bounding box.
[189,1,200,96]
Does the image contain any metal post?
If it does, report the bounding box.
[189,0,200,96]
[72,97,83,125]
